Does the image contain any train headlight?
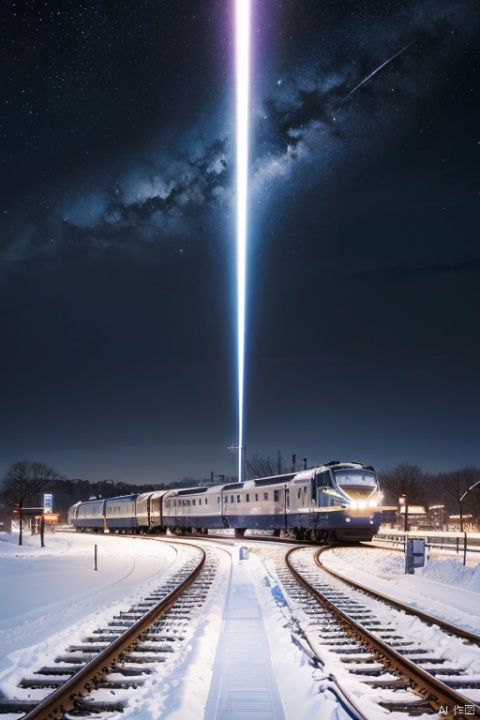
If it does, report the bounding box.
[350,500,358,509]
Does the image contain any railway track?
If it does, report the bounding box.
[0,541,216,720]
[2,533,480,720]
[276,545,480,720]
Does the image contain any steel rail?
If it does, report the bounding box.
[20,543,206,720]
[316,544,480,644]
[285,546,480,719]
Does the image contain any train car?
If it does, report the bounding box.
[286,461,383,541]
[162,485,223,532]
[105,494,139,533]
[73,498,106,532]
[219,475,295,535]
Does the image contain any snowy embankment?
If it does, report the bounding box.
[322,545,480,633]
[0,531,177,668]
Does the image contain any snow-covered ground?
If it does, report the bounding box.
[0,530,479,719]
[322,545,480,634]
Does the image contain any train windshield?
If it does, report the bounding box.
[333,469,378,500]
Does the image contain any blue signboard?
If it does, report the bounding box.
[44,493,53,513]
[405,538,425,574]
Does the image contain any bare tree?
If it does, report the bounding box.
[378,463,428,506]
[0,461,64,546]
[449,467,480,531]
[245,451,289,480]
[440,470,466,531]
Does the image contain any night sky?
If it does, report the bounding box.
[1,0,479,484]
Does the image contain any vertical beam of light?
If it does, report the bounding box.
[235,0,250,483]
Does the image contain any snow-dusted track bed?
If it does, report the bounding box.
[0,539,222,719]
[3,532,480,720]
[280,545,480,719]
[318,545,480,644]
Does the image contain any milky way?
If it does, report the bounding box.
[2,0,477,267]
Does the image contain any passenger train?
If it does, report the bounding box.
[69,461,384,542]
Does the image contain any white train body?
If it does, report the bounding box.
[70,461,383,542]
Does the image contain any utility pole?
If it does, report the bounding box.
[399,494,408,532]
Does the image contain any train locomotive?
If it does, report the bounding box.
[70,461,383,542]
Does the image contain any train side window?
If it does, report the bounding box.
[255,493,259,501]
[263,492,268,501]
[246,494,250,502]
[274,490,279,502]
[237,495,241,503]
[224,496,228,503]
[199,499,202,505]
[217,497,220,504]
[192,499,196,506]
[205,498,208,505]
[297,489,301,499]
[231,495,234,503]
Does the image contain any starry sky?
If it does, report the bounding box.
[1,0,479,484]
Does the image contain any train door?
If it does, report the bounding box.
[284,488,290,530]
[221,493,229,528]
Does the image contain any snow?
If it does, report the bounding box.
[0,530,177,655]
[0,530,479,719]
[321,545,480,634]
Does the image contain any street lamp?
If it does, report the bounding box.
[460,479,480,505]
[459,479,480,533]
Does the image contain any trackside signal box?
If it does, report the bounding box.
[405,538,426,574]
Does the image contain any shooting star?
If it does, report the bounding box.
[345,44,411,98]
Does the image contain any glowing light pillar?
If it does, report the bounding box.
[235,0,250,483]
